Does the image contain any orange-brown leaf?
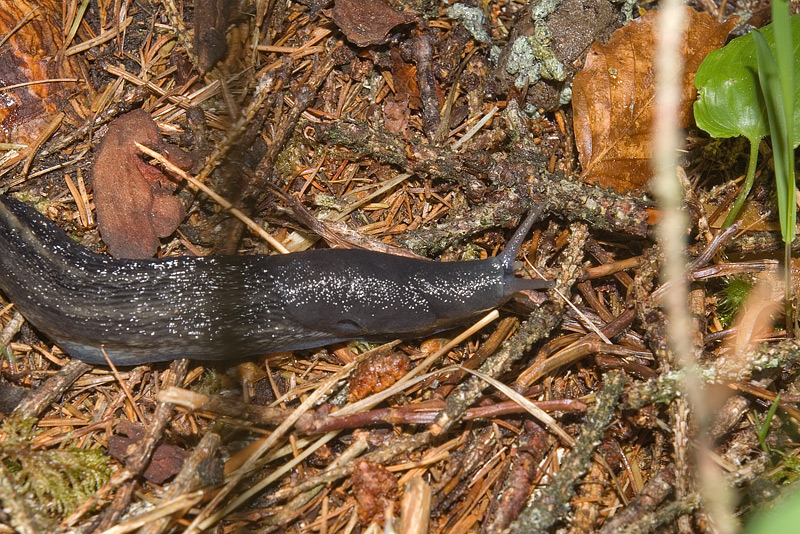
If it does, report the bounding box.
[0,0,83,143]
[572,8,737,192]
[93,110,193,259]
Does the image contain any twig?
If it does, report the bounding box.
[193,70,280,185]
[508,372,628,533]
[598,466,677,534]
[158,386,289,425]
[431,223,587,436]
[96,491,206,534]
[482,422,552,534]
[410,30,440,141]
[602,494,700,534]
[136,432,222,534]
[100,346,146,424]
[295,397,586,433]
[460,366,574,445]
[135,142,291,254]
[183,343,385,533]
[0,310,24,350]
[65,16,133,56]
[12,359,91,419]
[400,476,431,534]
[264,435,369,527]
[316,121,653,248]
[95,360,189,531]
[21,112,63,176]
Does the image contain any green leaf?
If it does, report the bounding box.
[754,29,794,244]
[756,394,781,454]
[765,0,796,248]
[755,0,796,327]
[772,0,795,148]
[694,14,800,146]
[696,13,800,230]
[746,485,800,534]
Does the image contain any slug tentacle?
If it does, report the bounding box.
[497,207,554,297]
[498,207,543,272]
[0,195,550,365]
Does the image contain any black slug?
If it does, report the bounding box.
[0,195,551,365]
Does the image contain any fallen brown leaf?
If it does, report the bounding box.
[383,46,418,134]
[108,420,189,484]
[572,8,737,192]
[93,109,193,258]
[329,0,415,47]
[390,46,420,109]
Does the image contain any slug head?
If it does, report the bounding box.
[276,209,551,341]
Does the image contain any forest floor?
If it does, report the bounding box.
[0,0,797,533]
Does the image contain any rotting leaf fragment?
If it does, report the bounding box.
[328,0,415,47]
[92,109,194,259]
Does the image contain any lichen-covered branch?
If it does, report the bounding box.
[431,224,587,435]
[508,372,628,533]
[316,120,652,256]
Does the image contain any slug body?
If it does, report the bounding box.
[0,196,550,365]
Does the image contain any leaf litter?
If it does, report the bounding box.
[0,1,799,533]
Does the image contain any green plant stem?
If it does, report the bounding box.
[722,138,760,228]
[787,240,793,331]
[773,0,796,332]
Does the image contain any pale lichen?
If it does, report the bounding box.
[446,4,491,43]
[504,0,567,88]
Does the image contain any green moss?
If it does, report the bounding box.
[6,448,111,514]
[314,194,348,211]
[504,0,566,88]
[769,452,800,485]
[717,275,754,328]
[194,367,225,395]
[10,192,46,209]
[446,4,491,43]
[1,417,112,515]
[273,126,314,183]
